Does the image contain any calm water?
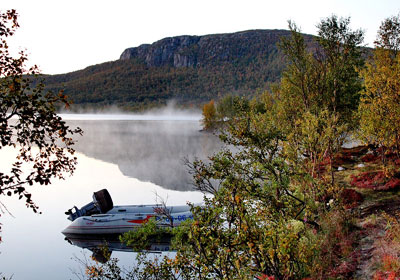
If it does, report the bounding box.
[0,114,221,279]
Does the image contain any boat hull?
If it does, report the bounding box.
[62,205,193,235]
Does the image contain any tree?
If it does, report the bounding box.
[358,14,400,159]
[276,17,364,186]
[316,15,365,123]
[201,100,217,130]
[277,16,364,127]
[176,107,317,279]
[0,10,82,214]
[375,14,400,53]
[216,94,250,121]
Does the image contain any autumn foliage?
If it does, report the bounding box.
[201,99,217,130]
[0,9,395,280]
[358,15,400,159]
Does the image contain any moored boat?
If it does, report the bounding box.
[62,189,193,236]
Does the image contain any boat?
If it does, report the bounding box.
[62,189,193,236]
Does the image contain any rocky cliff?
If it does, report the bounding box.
[119,30,298,68]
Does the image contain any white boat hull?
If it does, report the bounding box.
[62,204,193,235]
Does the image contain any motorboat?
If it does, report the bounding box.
[62,189,193,236]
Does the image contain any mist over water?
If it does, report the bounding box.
[60,101,202,121]
[62,109,222,191]
[59,113,201,121]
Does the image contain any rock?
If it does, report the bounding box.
[338,166,345,171]
[119,30,307,68]
[357,163,366,168]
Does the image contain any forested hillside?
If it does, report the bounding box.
[41,30,315,110]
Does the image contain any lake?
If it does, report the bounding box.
[0,113,222,279]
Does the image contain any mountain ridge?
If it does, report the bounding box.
[119,29,298,68]
[41,29,315,110]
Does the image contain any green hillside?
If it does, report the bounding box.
[42,30,315,110]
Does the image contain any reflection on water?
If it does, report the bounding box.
[65,234,172,263]
[0,115,219,280]
[68,119,222,191]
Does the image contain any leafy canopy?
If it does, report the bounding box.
[358,14,400,158]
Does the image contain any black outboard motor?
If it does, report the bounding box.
[65,189,113,221]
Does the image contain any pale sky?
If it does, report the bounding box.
[2,0,399,75]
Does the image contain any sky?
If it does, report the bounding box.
[2,0,400,75]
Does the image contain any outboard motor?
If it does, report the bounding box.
[65,189,113,221]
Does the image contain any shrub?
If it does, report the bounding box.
[340,188,364,208]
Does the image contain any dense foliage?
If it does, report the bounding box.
[201,94,252,131]
[276,16,364,189]
[358,15,400,160]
